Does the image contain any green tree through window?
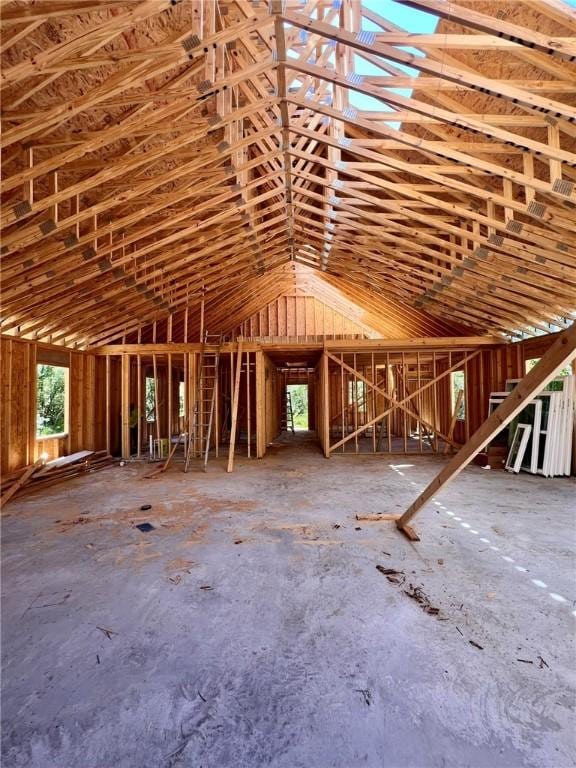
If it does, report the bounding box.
[146,377,156,422]
[525,357,571,377]
[36,364,67,436]
[451,371,465,421]
[287,384,308,430]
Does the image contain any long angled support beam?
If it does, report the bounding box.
[397,323,576,538]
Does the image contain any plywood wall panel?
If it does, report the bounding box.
[234,295,370,341]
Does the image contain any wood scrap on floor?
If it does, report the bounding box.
[0,459,44,510]
[376,565,488,654]
[96,626,118,640]
[376,566,440,616]
[59,516,92,528]
[355,689,372,706]
[354,514,421,541]
[0,451,114,507]
[404,583,440,616]
[33,450,96,477]
[376,566,405,585]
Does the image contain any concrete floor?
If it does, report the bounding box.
[2,434,575,768]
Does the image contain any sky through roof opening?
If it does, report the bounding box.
[350,0,438,119]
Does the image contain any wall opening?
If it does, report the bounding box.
[450,370,466,421]
[287,384,309,431]
[145,376,156,423]
[36,364,69,438]
[525,357,572,377]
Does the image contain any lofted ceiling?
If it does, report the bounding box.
[132,261,472,343]
[1,0,575,348]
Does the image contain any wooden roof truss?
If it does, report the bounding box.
[1,0,575,347]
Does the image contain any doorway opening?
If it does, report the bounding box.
[286,384,309,431]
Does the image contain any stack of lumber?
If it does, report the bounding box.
[0,451,114,508]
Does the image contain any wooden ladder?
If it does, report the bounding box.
[281,389,295,434]
[185,332,222,473]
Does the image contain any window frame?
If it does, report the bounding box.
[450,370,466,422]
[35,362,70,439]
[145,376,156,423]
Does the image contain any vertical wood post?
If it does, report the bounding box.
[187,351,195,457]
[200,290,205,342]
[246,350,251,459]
[85,353,95,450]
[464,354,470,443]
[167,352,173,441]
[152,353,160,448]
[340,352,345,453]
[105,356,111,455]
[27,342,36,464]
[121,353,130,459]
[183,352,188,457]
[255,350,266,458]
[227,341,244,473]
[137,353,142,458]
[322,351,330,457]
[371,352,376,453]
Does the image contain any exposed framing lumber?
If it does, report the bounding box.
[121,353,130,459]
[287,59,576,170]
[0,0,574,348]
[325,349,481,453]
[0,459,44,510]
[397,324,576,538]
[443,389,464,455]
[227,341,244,473]
[280,11,576,121]
[397,0,576,62]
